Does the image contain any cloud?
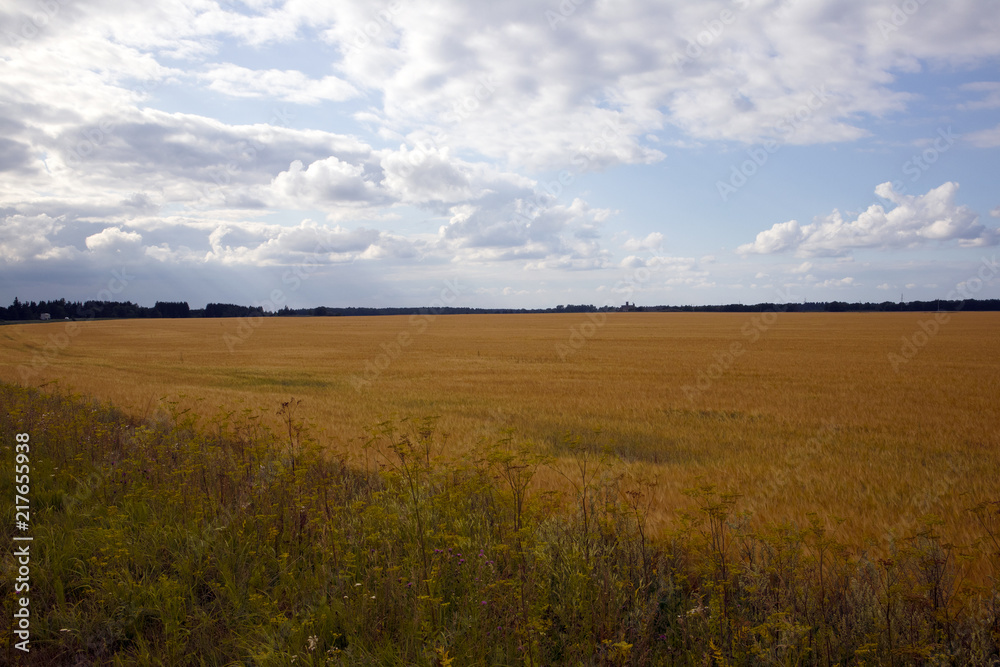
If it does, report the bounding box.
[270,157,386,210]
[814,276,854,288]
[738,182,1000,257]
[0,137,36,173]
[623,231,664,252]
[326,0,1000,167]
[966,123,1000,149]
[0,214,66,263]
[84,226,143,253]
[958,82,1000,111]
[6,0,1000,177]
[200,64,357,104]
[442,197,612,265]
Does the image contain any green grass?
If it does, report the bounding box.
[1,382,999,665]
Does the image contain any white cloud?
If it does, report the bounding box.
[85,226,143,253]
[0,214,66,263]
[270,157,385,211]
[738,182,1000,257]
[966,123,1000,149]
[623,231,664,252]
[958,82,1000,111]
[815,276,854,288]
[201,64,357,104]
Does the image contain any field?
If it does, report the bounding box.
[3,312,1000,664]
[3,311,999,549]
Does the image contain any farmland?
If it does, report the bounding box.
[2,312,1000,664]
[3,312,998,547]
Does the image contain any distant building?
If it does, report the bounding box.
[621,301,634,312]
[40,313,51,320]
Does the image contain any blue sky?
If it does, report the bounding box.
[1,0,999,309]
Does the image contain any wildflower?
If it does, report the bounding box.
[307,635,318,651]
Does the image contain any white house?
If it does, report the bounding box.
[40,313,51,320]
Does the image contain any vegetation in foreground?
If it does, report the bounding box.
[2,382,999,665]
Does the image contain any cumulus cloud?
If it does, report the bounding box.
[443,197,613,266]
[270,157,385,209]
[326,0,1000,166]
[201,64,357,104]
[738,182,1000,257]
[814,276,855,288]
[623,231,664,252]
[85,226,143,253]
[0,214,66,263]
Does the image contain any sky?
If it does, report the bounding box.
[1,0,999,310]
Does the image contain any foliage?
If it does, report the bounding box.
[1,382,998,665]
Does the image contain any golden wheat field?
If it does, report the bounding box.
[2,312,999,549]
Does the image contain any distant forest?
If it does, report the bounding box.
[2,296,1000,322]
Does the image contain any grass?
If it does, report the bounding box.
[2,312,998,556]
[1,382,998,664]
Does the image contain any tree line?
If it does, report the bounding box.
[2,297,999,322]
[0,298,261,321]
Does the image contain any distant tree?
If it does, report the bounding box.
[154,301,191,318]
[205,303,264,318]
